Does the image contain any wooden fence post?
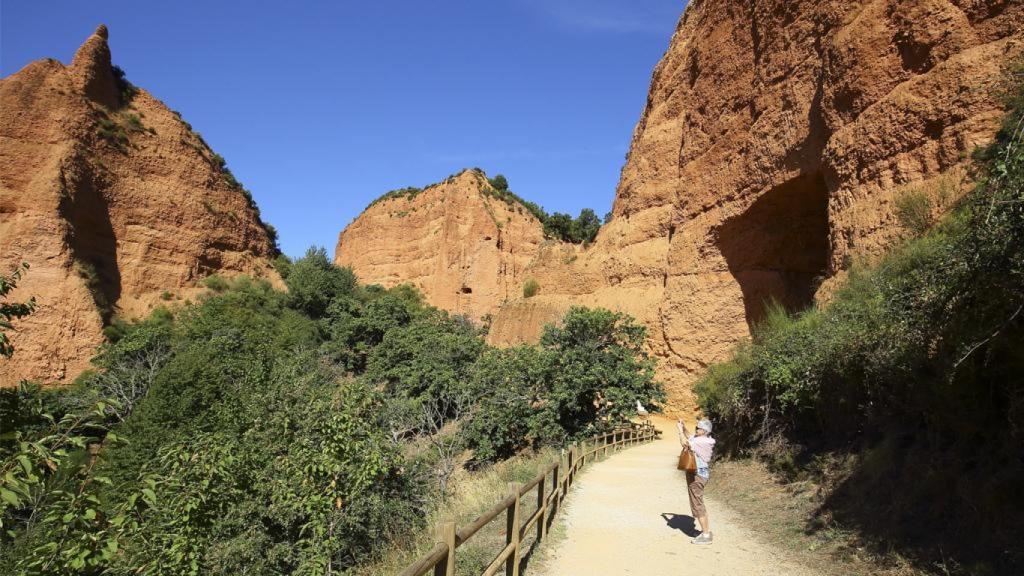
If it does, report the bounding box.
[566,447,575,488]
[434,521,455,576]
[552,459,561,520]
[506,482,522,576]
[537,473,547,542]
[572,444,580,484]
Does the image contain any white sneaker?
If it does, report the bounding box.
[692,532,713,545]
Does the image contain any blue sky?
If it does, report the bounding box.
[1,1,684,257]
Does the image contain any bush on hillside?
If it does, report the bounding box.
[523,278,540,298]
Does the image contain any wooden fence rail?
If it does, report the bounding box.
[398,423,661,576]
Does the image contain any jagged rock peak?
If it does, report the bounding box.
[70,23,119,108]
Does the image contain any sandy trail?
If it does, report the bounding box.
[532,418,816,576]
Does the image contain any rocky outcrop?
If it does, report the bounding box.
[334,170,548,320]
[489,0,1024,414]
[0,25,281,386]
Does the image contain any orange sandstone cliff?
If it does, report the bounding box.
[338,1,1024,415]
[0,25,281,386]
[334,170,548,320]
[490,0,1024,414]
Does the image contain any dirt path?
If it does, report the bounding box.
[531,417,818,576]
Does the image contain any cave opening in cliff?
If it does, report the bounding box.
[716,171,830,331]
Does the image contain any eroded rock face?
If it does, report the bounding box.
[334,170,547,321]
[489,0,1024,414]
[0,26,281,386]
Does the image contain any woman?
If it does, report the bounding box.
[677,418,715,544]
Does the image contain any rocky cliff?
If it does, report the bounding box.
[493,0,1024,414]
[0,25,281,386]
[334,170,548,320]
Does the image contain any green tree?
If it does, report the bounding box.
[488,174,509,191]
[1,262,36,358]
[536,307,664,442]
[285,247,357,318]
[464,346,549,462]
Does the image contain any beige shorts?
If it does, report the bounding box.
[686,472,708,517]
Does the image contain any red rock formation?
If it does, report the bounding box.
[335,170,549,320]
[0,25,281,386]
[491,0,1024,414]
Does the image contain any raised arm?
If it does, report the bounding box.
[676,420,691,448]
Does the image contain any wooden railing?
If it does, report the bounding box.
[398,422,661,576]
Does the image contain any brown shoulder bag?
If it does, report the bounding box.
[677,448,697,473]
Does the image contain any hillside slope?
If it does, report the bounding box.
[0,25,281,386]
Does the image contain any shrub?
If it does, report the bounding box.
[488,174,509,191]
[285,246,357,318]
[363,310,484,415]
[111,64,138,103]
[203,274,229,292]
[96,117,127,145]
[272,253,292,279]
[463,346,549,462]
[124,113,145,132]
[523,278,540,298]
[894,189,933,236]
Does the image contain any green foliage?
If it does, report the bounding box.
[1,245,667,573]
[285,247,358,318]
[894,189,933,236]
[363,311,484,413]
[111,65,138,103]
[464,307,665,462]
[488,174,508,191]
[202,274,229,292]
[696,68,1024,571]
[367,186,423,209]
[537,307,664,440]
[363,170,605,244]
[124,113,145,133]
[272,253,292,279]
[523,278,540,298]
[1,262,36,358]
[463,346,549,462]
[96,117,127,145]
[542,208,601,244]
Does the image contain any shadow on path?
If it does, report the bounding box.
[661,513,700,537]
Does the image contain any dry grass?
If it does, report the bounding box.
[353,447,564,576]
[711,457,925,576]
